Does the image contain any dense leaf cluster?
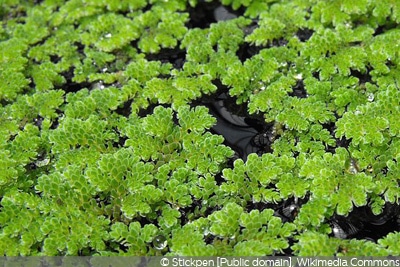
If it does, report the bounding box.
[1,0,400,256]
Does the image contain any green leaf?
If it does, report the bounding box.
[295,198,331,228]
[378,232,400,255]
[292,231,341,256]
[79,13,139,52]
[0,39,29,101]
[170,223,216,256]
[158,205,181,229]
[336,105,389,146]
[135,7,188,53]
[209,202,243,238]
[209,17,250,52]
[164,178,191,207]
[28,62,65,91]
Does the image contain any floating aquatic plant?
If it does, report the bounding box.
[1,0,400,256]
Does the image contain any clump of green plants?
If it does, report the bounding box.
[1,0,400,256]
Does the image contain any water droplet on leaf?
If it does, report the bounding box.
[347,158,359,174]
[200,225,210,236]
[36,158,50,167]
[91,81,105,90]
[153,235,167,250]
[294,73,303,80]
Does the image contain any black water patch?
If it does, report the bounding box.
[186,1,245,29]
[322,120,353,152]
[289,79,307,98]
[191,78,279,160]
[236,20,263,61]
[350,68,373,85]
[373,25,385,37]
[73,41,85,55]
[236,42,264,62]
[3,4,30,23]
[202,91,270,160]
[386,58,396,69]
[50,54,62,64]
[329,216,363,239]
[49,111,63,130]
[245,201,275,213]
[32,116,44,129]
[213,5,242,21]
[186,1,219,29]
[137,104,157,120]
[312,71,320,79]
[115,99,132,118]
[225,151,241,169]
[274,197,308,223]
[113,134,127,148]
[59,67,92,94]
[0,99,9,107]
[212,171,225,186]
[329,203,400,242]
[336,136,352,149]
[269,38,289,48]
[145,47,186,70]
[141,3,153,13]
[207,99,259,159]
[373,20,399,37]
[250,131,276,155]
[296,28,314,42]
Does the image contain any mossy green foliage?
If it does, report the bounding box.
[1,0,400,256]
